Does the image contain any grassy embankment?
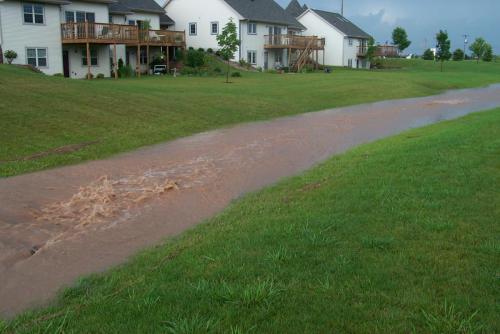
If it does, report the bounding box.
[1,59,499,177]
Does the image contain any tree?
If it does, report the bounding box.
[452,48,464,61]
[422,48,434,61]
[366,37,377,63]
[216,19,239,83]
[392,27,411,54]
[4,50,17,64]
[469,37,487,63]
[483,43,493,62]
[435,30,451,72]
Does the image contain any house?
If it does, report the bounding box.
[0,0,185,78]
[107,0,182,76]
[164,0,324,71]
[286,0,371,69]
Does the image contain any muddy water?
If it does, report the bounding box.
[1,84,500,317]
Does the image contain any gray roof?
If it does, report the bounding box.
[223,0,305,30]
[109,0,165,15]
[312,9,370,39]
[160,13,175,26]
[285,0,306,18]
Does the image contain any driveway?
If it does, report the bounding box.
[1,84,499,317]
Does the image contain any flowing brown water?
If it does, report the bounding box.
[1,84,499,317]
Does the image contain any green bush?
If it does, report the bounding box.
[118,65,134,78]
[452,49,464,61]
[207,48,214,54]
[213,67,222,73]
[185,49,205,68]
[53,73,64,77]
[423,49,435,60]
[96,73,105,79]
[231,71,241,77]
[197,48,205,53]
[180,66,199,76]
[4,50,17,64]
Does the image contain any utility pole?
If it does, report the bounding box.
[341,0,344,16]
[462,34,468,60]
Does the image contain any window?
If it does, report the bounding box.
[210,22,219,35]
[23,4,44,24]
[140,49,148,65]
[128,20,136,25]
[348,59,353,68]
[247,51,256,65]
[189,22,197,36]
[275,53,282,64]
[82,48,98,66]
[248,22,257,35]
[348,38,353,46]
[26,48,47,67]
[65,11,95,23]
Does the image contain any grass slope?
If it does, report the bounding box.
[1,59,500,177]
[5,108,500,333]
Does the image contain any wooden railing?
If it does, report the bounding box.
[264,35,325,50]
[61,22,185,46]
[357,46,368,56]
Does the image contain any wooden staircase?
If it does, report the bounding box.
[290,38,315,72]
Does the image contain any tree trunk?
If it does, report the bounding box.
[226,60,230,83]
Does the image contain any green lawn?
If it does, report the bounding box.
[5,108,499,333]
[1,59,500,177]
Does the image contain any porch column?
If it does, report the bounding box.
[113,43,118,79]
[136,44,141,77]
[166,46,170,72]
[86,42,91,79]
[146,43,150,75]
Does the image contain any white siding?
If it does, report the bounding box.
[63,44,111,78]
[125,12,160,29]
[240,21,287,69]
[0,1,63,74]
[298,10,343,67]
[165,0,242,57]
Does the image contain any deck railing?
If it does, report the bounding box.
[264,34,325,49]
[357,46,368,56]
[61,22,185,46]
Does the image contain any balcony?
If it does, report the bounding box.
[61,22,185,46]
[264,35,325,50]
[357,46,368,57]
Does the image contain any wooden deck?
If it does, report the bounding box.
[264,35,325,50]
[61,22,186,47]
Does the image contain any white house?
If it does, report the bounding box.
[164,0,323,70]
[286,0,372,69]
[0,0,184,78]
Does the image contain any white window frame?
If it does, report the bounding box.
[248,22,257,35]
[189,22,197,36]
[82,48,98,67]
[26,47,48,68]
[348,38,353,46]
[210,21,219,35]
[247,50,257,65]
[23,3,45,25]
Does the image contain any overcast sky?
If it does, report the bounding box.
[276,0,499,54]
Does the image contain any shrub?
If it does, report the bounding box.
[207,48,214,54]
[53,73,64,77]
[423,49,435,60]
[180,66,199,76]
[4,50,17,64]
[118,64,134,78]
[452,49,464,61]
[185,49,205,68]
[213,67,222,73]
[96,73,105,79]
[231,71,241,77]
[215,50,221,57]
[197,48,205,53]
[188,46,194,51]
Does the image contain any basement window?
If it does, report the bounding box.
[247,50,257,65]
[26,47,47,67]
[23,3,45,25]
[82,48,98,66]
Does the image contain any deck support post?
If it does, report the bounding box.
[136,44,141,78]
[113,43,118,79]
[316,49,319,70]
[146,43,150,76]
[166,45,170,72]
[85,20,91,79]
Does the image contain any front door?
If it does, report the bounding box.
[63,50,70,77]
[264,51,269,70]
